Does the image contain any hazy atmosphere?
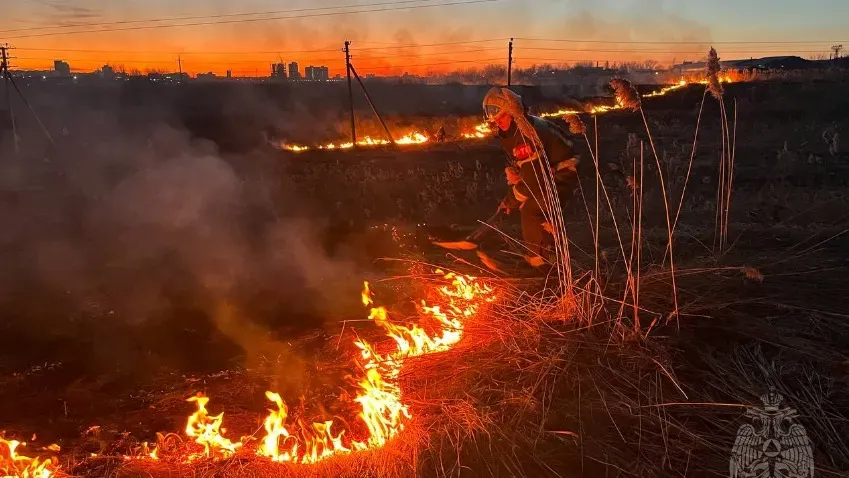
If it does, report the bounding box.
[2,0,847,74]
[0,1,847,477]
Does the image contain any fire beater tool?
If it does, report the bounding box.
[432,208,503,251]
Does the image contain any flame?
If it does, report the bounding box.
[462,122,494,139]
[281,132,428,152]
[281,77,737,151]
[1,271,496,471]
[0,438,58,478]
[281,143,310,152]
[253,270,495,464]
[643,79,688,98]
[394,132,429,145]
[184,394,242,461]
[259,391,295,462]
[362,281,373,306]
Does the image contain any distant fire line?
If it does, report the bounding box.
[278,76,733,153]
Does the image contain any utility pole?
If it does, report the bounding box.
[345,40,356,145]
[832,45,843,60]
[177,55,183,81]
[507,38,513,87]
[1,43,19,154]
[1,44,53,154]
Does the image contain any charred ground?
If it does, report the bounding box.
[0,77,847,476]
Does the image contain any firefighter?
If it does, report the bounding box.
[482,86,580,268]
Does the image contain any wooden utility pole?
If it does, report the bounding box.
[345,40,356,144]
[1,44,19,154]
[1,44,53,153]
[177,55,183,81]
[507,38,513,86]
[832,45,843,60]
[348,64,393,144]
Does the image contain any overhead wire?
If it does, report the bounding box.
[0,0,447,34]
[4,0,505,40]
[514,37,848,45]
[517,47,832,54]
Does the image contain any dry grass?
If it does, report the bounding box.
[5,70,847,478]
[78,434,420,478]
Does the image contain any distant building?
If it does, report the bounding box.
[304,65,329,81]
[673,55,815,74]
[226,70,232,78]
[100,64,115,79]
[316,66,329,81]
[54,60,71,77]
[288,62,300,80]
[197,72,216,80]
[271,63,287,79]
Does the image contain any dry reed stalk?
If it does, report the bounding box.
[609,78,641,111]
[668,89,708,264]
[705,48,724,100]
[638,109,680,325]
[705,47,737,254]
[594,116,601,299]
[722,99,738,250]
[581,132,631,299]
[565,115,587,135]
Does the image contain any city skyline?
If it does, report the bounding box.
[1,0,846,75]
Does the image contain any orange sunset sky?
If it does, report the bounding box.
[1,0,847,76]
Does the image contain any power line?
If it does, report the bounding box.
[14,48,503,66]
[16,57,504,71]
[515,37,848,45]
[15,46,342,55]
[4,0,505,40]
[14,56,345,66]
[15,39,829,57]
[353,39,507,50]
[518,47,831,54]
[14,43,502,56]
[339,58,503,71]
[0,0,447,34]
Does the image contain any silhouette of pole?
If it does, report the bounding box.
[349,64,393,144]
[1,44,19,154]
[507,38,513,86]
[345,41,356,145]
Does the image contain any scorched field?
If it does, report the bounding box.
[0,74,847,477]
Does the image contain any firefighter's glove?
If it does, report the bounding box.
[505,166,521,185]
[498,200,513,215]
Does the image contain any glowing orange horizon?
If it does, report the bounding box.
[8,36,729,77]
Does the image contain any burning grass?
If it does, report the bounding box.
[278,76,737,153]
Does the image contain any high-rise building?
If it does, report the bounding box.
[226,70,232,78]
[54,60,71,77]
[288,62,300,80]
[271,63,287,79]
[304,65,329,81]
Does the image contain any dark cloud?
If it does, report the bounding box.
[33,0,100,24]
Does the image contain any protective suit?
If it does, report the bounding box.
[482,87,580,264]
